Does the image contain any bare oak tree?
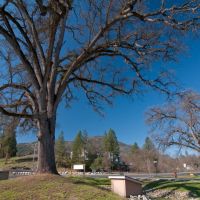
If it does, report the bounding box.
[146,91,200,152]
[0,0,199,173]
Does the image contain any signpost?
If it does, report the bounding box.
[73,164,85,175]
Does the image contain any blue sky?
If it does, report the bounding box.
[17,37,200,147]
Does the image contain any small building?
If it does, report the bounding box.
[108,175,142,198]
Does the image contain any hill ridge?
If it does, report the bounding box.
[17,136,132,156]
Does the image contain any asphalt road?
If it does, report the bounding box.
[84,171,200,180]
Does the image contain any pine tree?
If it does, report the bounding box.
[131,142,139,153]
[4,133,17,158]
[0,119,18,160]
[103,129,120,170]
[55,131,66,167]
[90,157,103,172]
[143,137,158,173]
[72,131,85,164]
[104,129,119,155]
[143,137,155,151]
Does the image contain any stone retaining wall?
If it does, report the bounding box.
[0,171,9,180]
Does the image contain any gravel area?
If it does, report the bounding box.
[146,189,200,200]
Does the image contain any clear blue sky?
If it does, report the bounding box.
[17,38,200,147]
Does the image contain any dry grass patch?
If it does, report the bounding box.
[0,174,123,200]
[0,156,36,170]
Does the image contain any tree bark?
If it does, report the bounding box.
[37,116,58,174]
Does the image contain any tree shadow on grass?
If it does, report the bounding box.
[15,157,37,163]
[144,179,170,191]
[67,177,111,191]
[144,179,200,198]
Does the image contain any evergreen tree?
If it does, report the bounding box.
[4,133,17,158]
[143,137,158,173]
[131,142,139,153]
[72,131,86,164]
[104,129,119,156]
[0,118,18,159]
[82,131,88,157]
[90,157,103,172]
[103,129,120,170]
[143,137,155,151]
[85,139,98,170]
[55,131,66,167]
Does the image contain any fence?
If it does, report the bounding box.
[9,169,35,178]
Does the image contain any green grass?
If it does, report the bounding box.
[144,179,200,198]
[0,156,36,170]
[67,176,111,186]
[0,175,124,200]
[1,157,200,199]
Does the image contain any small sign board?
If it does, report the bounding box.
[73,164,85,170]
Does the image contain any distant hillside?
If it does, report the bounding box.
[17,143,36,156]
[17,136,132,157]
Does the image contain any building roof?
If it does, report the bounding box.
[108,175,142,184]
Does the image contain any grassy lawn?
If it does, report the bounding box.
[1,157,200,199]
[0,156,36,170]
[144,179,200,199]
[0,175,124,200]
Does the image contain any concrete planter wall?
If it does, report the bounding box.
[108,176,142,198]
[0,171,9,180]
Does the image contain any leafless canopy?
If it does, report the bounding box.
[0,0,199,172]
[146,91,200,152]
[0,0,199,120]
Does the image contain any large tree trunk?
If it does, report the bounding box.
[37,116,58,174]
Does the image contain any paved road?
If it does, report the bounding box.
[8,169,200,181]
[84,171,200,180]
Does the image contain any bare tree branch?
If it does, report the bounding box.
[0,0,199,173]
[146,91,200,152]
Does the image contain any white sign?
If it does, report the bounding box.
[73,164,84,170]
